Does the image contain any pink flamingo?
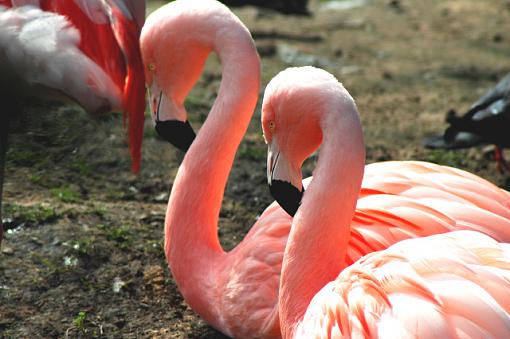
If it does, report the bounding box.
[0,0,146,243]
[141,1,510,337]
[263,67,510,338]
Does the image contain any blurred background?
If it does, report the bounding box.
[2,0,510,337]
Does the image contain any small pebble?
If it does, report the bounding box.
[2,246,14,255]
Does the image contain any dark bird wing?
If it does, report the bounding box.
[423,72,510,149]
[468,72,510,117]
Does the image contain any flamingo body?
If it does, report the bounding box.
[142,2,510,337]
[296,231,510,338]
[262,67,510,338]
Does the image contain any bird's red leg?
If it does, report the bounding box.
[494,146,510,173]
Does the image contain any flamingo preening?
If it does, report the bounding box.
[0,0,146,243]
[141,1,510,338]
[265,67,510,338]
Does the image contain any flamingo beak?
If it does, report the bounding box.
[147,83,196,152]
[267,139,304,217]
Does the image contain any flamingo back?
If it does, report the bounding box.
[362,161,510,217]
[295,231,510,338]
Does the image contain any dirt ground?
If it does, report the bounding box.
[2,0,510,338]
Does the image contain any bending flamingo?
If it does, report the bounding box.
[0,0,146,243]
[141,1,510,338]
[262,67,510,338]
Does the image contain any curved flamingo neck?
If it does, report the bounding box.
[279,100,365,338]
[165,33,260,328]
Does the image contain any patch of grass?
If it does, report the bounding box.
[51,186,80,203]
[71,238,96,256]
[106,187,124,200]
[238,145,266,160]
[98,224,133,249]
[185,94,209,108]
[79,277,101,292]
[68,158,92,176]
[4,204,60,226]
[27,172,54,188]
[6,148,36,166]
[89,202,109,219]
[424,149,466,168]
[107,227,131,242]
[144,239,165,258]
[73,311,87,333]
[31,253,71,276]
[144,124,158,139]
[188,112,207,124]
[28,174,43,185]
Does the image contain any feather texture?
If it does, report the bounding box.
[296,231,510,338]
[0,5,121,113]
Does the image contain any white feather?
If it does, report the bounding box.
[0,5,122,113]
[72,0,110,24]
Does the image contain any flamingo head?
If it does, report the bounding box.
[262,67,343,216]
[141,2,218,153]
[146,77,196,152]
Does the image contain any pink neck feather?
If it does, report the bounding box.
[164,32,260,328]
[279,97,366,338]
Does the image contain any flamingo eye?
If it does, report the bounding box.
[268,120,275,132]
[148,63,156,72]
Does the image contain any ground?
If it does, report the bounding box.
[2,0,510,338]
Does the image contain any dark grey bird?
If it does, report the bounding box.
[221,0,309,15]
[423,72,510,171]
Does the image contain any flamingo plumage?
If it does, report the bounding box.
[292,230,510,338]
[0,0,146,243]
[261,67,510,338]
[140,2,510,338]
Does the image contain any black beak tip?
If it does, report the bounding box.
[155,120,196,152]
[269,180,304,217]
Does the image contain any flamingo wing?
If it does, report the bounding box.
[323,160,510,265]
[296,231,510,338]
[362,161,510,219]
[217,202,292,338]
[348,191,510,265]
